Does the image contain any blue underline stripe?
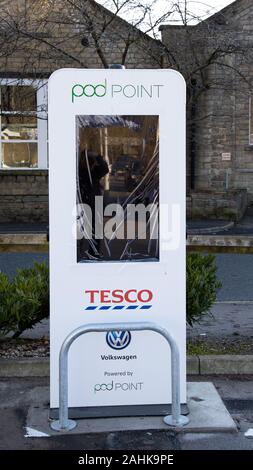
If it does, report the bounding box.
[85,305,152,310]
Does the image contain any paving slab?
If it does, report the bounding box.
[185,382,237,433]
[187,220,234,235]
[25,382,237,437]
[187,302,253,339]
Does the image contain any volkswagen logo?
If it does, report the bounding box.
[106,330,131,350]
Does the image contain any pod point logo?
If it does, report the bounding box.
[94,381,144,393]
[72,80,164,102]
[106,330,131,350]
[72,80,107,102]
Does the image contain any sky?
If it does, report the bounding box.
[150,1,236,24]
[100,1,237,36]
[199,1,235,14]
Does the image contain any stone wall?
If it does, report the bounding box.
[0,171,48,223]
[187,189,248,221]
[160,0,253,208]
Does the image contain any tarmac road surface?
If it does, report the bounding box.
[0,376,253,451]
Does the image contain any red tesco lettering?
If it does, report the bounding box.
[85,289,153,304]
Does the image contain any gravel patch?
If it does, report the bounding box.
[187,337,253,355]
[0,338,49,358]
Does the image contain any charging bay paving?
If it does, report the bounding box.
[25,383,236,436]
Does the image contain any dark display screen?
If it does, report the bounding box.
[76,115,159,262]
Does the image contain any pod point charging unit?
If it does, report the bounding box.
[49,68,188,430]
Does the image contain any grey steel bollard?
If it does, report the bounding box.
[50,321,189,431]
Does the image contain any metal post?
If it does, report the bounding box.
[50,321,189,431]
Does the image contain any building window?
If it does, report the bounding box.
[0,80,48,169]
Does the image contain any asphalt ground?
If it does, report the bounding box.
[1,376,253,450]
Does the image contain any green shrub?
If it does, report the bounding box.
[187,253,221,326]
[0,262,49,338]
[0,272,16,336]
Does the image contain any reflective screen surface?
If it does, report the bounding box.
[76,115,159,263]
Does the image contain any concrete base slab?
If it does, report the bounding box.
[25,382,237,437]
[185,382,237,433]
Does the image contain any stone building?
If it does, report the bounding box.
[161,0,253,220]
[0,0,162,224]
[1,0,253,223]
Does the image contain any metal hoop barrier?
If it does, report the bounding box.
[50,321,189,431]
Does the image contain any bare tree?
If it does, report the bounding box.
[0,0,245,88]
[0,0,251,180]
[0,1,248,96]
[0,0,164,73]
